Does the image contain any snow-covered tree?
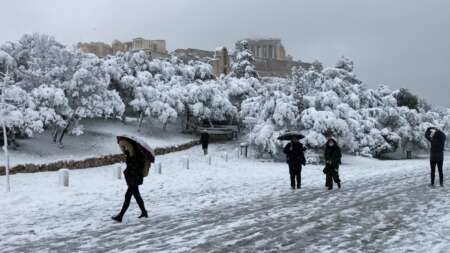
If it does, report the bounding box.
[0,50,16,75]
[291,66,309,114]
[129,81,180,131]
[185,80,237,126]
[1,34,125,144]
[0,72,43,138]
[231,40,258,79]
[393,88,419,110]
[242,56,450,158]
[241,81,299,156]
[63,54,124,119]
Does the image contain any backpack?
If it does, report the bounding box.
[142,158,151,177]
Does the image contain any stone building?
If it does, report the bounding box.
[77,42,113,58]
[172,47,231,77]
[129,38,168,58]
[78,37,168,58]
[111,40,132,53]
[243,38,292,61]
[236,38,311,77]
[172,48,215,62]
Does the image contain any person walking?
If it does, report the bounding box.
[425,127,446,187]
[283,135,306,189]
[323,137,342,190]
[112,139,148,222]
[200,130,210,155]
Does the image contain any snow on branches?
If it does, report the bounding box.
[1,34,124,141]
[1,34,449,158]
[231,40,258,79]
[243,56,450,158]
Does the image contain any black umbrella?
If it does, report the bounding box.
[277,132,305,141]
[117,135,155,163]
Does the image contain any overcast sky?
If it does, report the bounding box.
[1,0,449,106]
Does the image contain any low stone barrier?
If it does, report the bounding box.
[0,140,200,175]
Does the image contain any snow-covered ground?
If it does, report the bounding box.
[1,144,449,252]
[2,119,194,167]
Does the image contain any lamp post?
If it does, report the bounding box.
[0,69,11,192]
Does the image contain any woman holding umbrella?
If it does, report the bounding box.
[112,135,154,222]
[323,137,342,190]
[280,132,306,189]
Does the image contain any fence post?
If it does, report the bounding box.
[224,152,228,162]
[184,156,190,170]
[59,169,69,187]
[114,165,122,180]
[240,142,249,158]
[157,162,162,174]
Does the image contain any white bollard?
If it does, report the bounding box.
[157,162,162,174]
[235,148,240,160]
[114,165,122,180]
[224,152,229,162]
[208,155,212,166]
[184,156,190,170]
[59,169,69,187]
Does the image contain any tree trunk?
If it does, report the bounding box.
[53,128,59,143]
[8,128,17,150]
[138,111,145,131]
[208,119,214,128]
[185,107,190,130]
[58,121,72,144]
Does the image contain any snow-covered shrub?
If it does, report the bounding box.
[1,34,125,142]
[241,81,298,155]
[231,40,258,79]
[185,80,238,124]
[242,56,450,158]
[1,76,43,136]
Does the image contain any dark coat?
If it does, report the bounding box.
[200,132,209,149]
[124,152,144,187]
[283,142,306,166]
[324,139,342,173]
[425,128,446,161]
[324,139,342,166]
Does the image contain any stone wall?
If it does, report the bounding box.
[0,140,200,175]
[78,42,113,58]
[255,58,312,77]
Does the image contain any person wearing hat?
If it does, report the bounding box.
[425,127,447,187]
[112,139,148,222]
[323,137,342,190]
[283,135,306,189]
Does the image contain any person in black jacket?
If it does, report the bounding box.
[200,131,210,155]
[425,127,447,187]
[112,140,148,222]
[324,137,342,190]
[283,136,306,189]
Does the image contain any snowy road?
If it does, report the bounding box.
[1,145,450,252]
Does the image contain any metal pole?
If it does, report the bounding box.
[1,70,11,192]
[2,81,11,192]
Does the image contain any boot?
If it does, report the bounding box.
[112,215,123,223]
[138,211,148,219]
[337,182,341,189]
